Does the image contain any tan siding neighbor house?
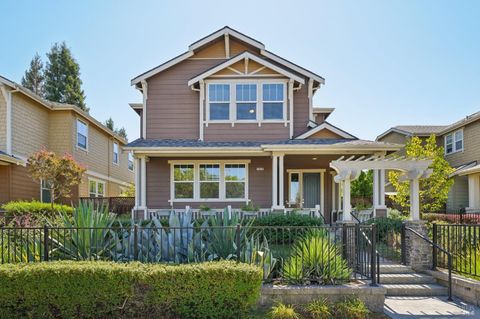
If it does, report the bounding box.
[126,26,401,222]
[0,75,134,205]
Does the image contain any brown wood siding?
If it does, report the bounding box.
[0,165,10,204]
[146,59,224,139]
[9,165,39,202]
[146,156,272,209]
[293,85,310,137]
[306,129,343,139]
[204,123,289,141]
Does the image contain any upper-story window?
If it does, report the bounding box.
[113,142,119,165]
[128,152,134,171]
[445,129,463,154]
[236,84,257,120]
[209,84,230,120]
[262,83,284,120]
[76,119,88,150]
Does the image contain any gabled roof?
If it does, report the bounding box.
[295,121,357,140]
[131,26,325,86]
[0,75,128,144]
[442,111,480,135]
[187,52,305,86]
[376,125,447,141]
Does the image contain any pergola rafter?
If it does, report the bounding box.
[329,156,433,221]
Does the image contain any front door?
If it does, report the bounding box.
[303,173,320,208]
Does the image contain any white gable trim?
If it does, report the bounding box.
[295,122,356,140]
[188,52,305,86]
[189,27,265,51]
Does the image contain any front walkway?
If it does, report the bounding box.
[384,296,480,318]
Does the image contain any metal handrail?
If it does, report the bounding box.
[405,226,453,301]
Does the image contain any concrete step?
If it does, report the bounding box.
[380,273,436,284]
[383,283,448,296]
[380,264,414,274]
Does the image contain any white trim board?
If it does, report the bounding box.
[295,122,357,140]
[189,26,265,51]
[86,170,132,187]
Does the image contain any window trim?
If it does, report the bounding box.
[168,160,250,202]
[235,83,258,122]
[40,179,52,203]
[444,128,464,155]
[205,79,288,125]
[76,118,88,151]
[88,178,106,198]
[113,141,119,165]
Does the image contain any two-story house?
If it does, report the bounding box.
[126,26,401,221]
[0,75,134,205]
[377,112,480,212]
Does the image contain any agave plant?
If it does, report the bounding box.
[282,229,351,284]
[240,234,277,280]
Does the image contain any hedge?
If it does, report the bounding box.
[1,200,73,225]
[0,261,262,319]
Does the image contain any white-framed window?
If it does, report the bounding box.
[40,180,52,203]
[76,119,88,150]
[89,179,105,197]
[170,161,248,201]
[445,129,463,154]
[236,84,257,120]
[262,83,284,120]
[208,84,230,120]
[113,142,119,165]
[128,152,134,171]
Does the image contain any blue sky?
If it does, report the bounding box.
[1,1,479,141]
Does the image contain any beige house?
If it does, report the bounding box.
[126,26,401,221]
[377,113,480,211]
[0,75,134,205]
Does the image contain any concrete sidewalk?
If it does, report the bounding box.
[384,296,480,318]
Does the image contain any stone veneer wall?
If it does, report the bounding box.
[403,220,433,271]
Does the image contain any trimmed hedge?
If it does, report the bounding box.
[0,261,262,319]
[1,200,72,225]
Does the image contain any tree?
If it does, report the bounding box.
[27,149,86,204]
[21,53,44,96]
[351,170,373,198]
[104,117,128,140]
[120,184,135,197]
[388,135,454,215]
[44,42,88,112]
[104,117,114,131]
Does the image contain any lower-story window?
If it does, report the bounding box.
[171,162,248,201]
[89,179,105,197]
[41,180,52,203]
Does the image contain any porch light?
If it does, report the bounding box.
[312,157,318,160]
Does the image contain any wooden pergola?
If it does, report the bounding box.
[330,156,433,221]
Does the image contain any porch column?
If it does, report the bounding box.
[278,155,285,209]
[343,178,352,221]
[379,169,386,207]
[331,172,336,211]
[372,169,379,216]
[272,155,278,208]
[140,156,147,219]
[134,157,141,208]
[409,178,420,221]
[467,174,480,210]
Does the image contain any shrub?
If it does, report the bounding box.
[268,302,300,319]
[305,298,332,318]
[0,260,262,319]
[1,200,73,226]
[334,298,369,319]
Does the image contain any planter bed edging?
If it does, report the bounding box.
[425,269,480,306]
[260,283,386,313]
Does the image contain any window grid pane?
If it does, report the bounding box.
[236,84,257,102]
[263,84,284,101]
[225,164,246,199]
[210,103,230,120]
[209,84,230,102]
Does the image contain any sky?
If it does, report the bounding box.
[1,0,479,141]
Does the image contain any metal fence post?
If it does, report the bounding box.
[432,223,438,270]
[43,225,49,262]
[133,224,139,261]
[401,223,406,265]
[370,224,377,286]
[236,224,241,262]
[342,223,348,261]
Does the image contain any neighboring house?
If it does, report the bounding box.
[126,26,401,221]
[377,112,480,211]
[0,75,134,205]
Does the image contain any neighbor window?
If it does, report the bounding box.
[76,119,88,149]
[113,142,119,164]
[171,162,248,201]
[89,180,105,197]
[262,83,284,120]
[173,164,194,199]
[209,84,230,120]
[445,129,463,154]
[41,180,52,203]
[128,152,134,171]
[236,84,257,120]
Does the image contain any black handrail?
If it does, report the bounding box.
[352,212,381,285]
[405,226,453,301]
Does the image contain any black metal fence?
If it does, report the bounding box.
[423,209,480,224]
[79,197,134,215]
[0,224,377,284]
[433,223,479,279]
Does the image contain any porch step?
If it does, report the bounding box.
[380,273,436,284]
[380,264,414,274]
[383,283,448,296]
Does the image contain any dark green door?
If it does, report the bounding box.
[303,173,320,208]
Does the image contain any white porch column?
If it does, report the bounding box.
[331,172,336,211]
[372,169,379,216]
[134,157,141,208]
[343,178,352,221]
[379,169,386,207]
[272,155,278,208]
[140,156,147,218]
[278,155,285,208]
[409,178,420,221]
[468,174,480,210]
